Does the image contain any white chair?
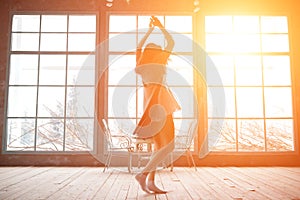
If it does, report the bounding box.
[170,121,197,172]
[101,119,153,173]
[101,119,133,172]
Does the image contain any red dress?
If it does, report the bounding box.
[134,49,181,149]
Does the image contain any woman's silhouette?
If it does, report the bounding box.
[134,16,181,194]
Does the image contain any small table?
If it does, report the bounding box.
[130,136,154,170]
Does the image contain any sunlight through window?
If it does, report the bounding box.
[206,16,293,152]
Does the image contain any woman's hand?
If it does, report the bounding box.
[151,16,164,28]
[149,18,154,28]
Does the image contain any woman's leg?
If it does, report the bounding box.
[147,170,168,193]
[135,115,175,193]
[136,140,174,193]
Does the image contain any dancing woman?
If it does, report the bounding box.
[134,16,181,194]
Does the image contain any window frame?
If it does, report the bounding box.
[197,12,299,156]
[103,12,200,155]
[3,11,100,154]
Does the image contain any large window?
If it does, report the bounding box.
[206,16,294,152]
[5,14,96,152]
[107,15,196,150]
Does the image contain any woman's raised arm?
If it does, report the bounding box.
[151,16,174,52]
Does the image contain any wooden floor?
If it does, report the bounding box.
[0,167,300,200]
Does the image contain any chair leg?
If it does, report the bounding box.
[103,152,112,172]
[128,152,132,173]
[170,153,174,172]
[187,149,197,171]
[137,154,141,169]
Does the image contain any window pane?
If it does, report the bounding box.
[266,119,294,151]
[138,33,165,49]
[7,86,37,117]
[261,16,288,33]
[207,87,227,118]
[205,16,232,33]
[109,55,136,85]
[264,87,292,118]
[110,15,136,32]
[171,87,195,118]
[11,33,39,51]
[263,56,291,86]
[66,86,94,117]
[9,54,38,85]
[208,87,235,118]
[36,119,64,151]
[238,120,265,151]
[108,87,137,118]
[168,55,193,68]
[108,118,136,136]
[38,87,65,117]
[39,55,66,85]
[109,33,136,52]
[166,56,194,87]
[236,88,263,117]
[235,56,262,86]
[69,15,96,32]
[205,34,233,52]
[233,34,260,52]
[166,67,193,86]
[65,119,94,151]
[68,55,95,85]
[209,119,236,151]
[40,33,67,51]
[207,55,234,86]
[168,55,194,85]
[41,15,67,32]
[262,34,289,52]
[68,34,96,52]
[137,87,144,118]
[234,16,259,33]
[12,15,40,32]
[6,118,35,151]
[174,119,197,152]
[171,34,192,52]
[165,16,192,33]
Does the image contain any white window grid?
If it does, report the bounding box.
[206,16,294,152]
[5,14,97,152]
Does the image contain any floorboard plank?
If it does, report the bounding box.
[92,171,119,199]
[0,167,299,200]
[201,167,251,200]
[194,167,233,200]
[43,167,100,200]
[172,167,215,200]
[159,168,193,200]
[0,167,31,176]
[76,169,112,200]
[232,167,296,200]
[0,167,82,200]
[263,167,300,183]
[215,167,270,200]
[245,167,300,199]
[0,167,52,198]
[0,166,50,189]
